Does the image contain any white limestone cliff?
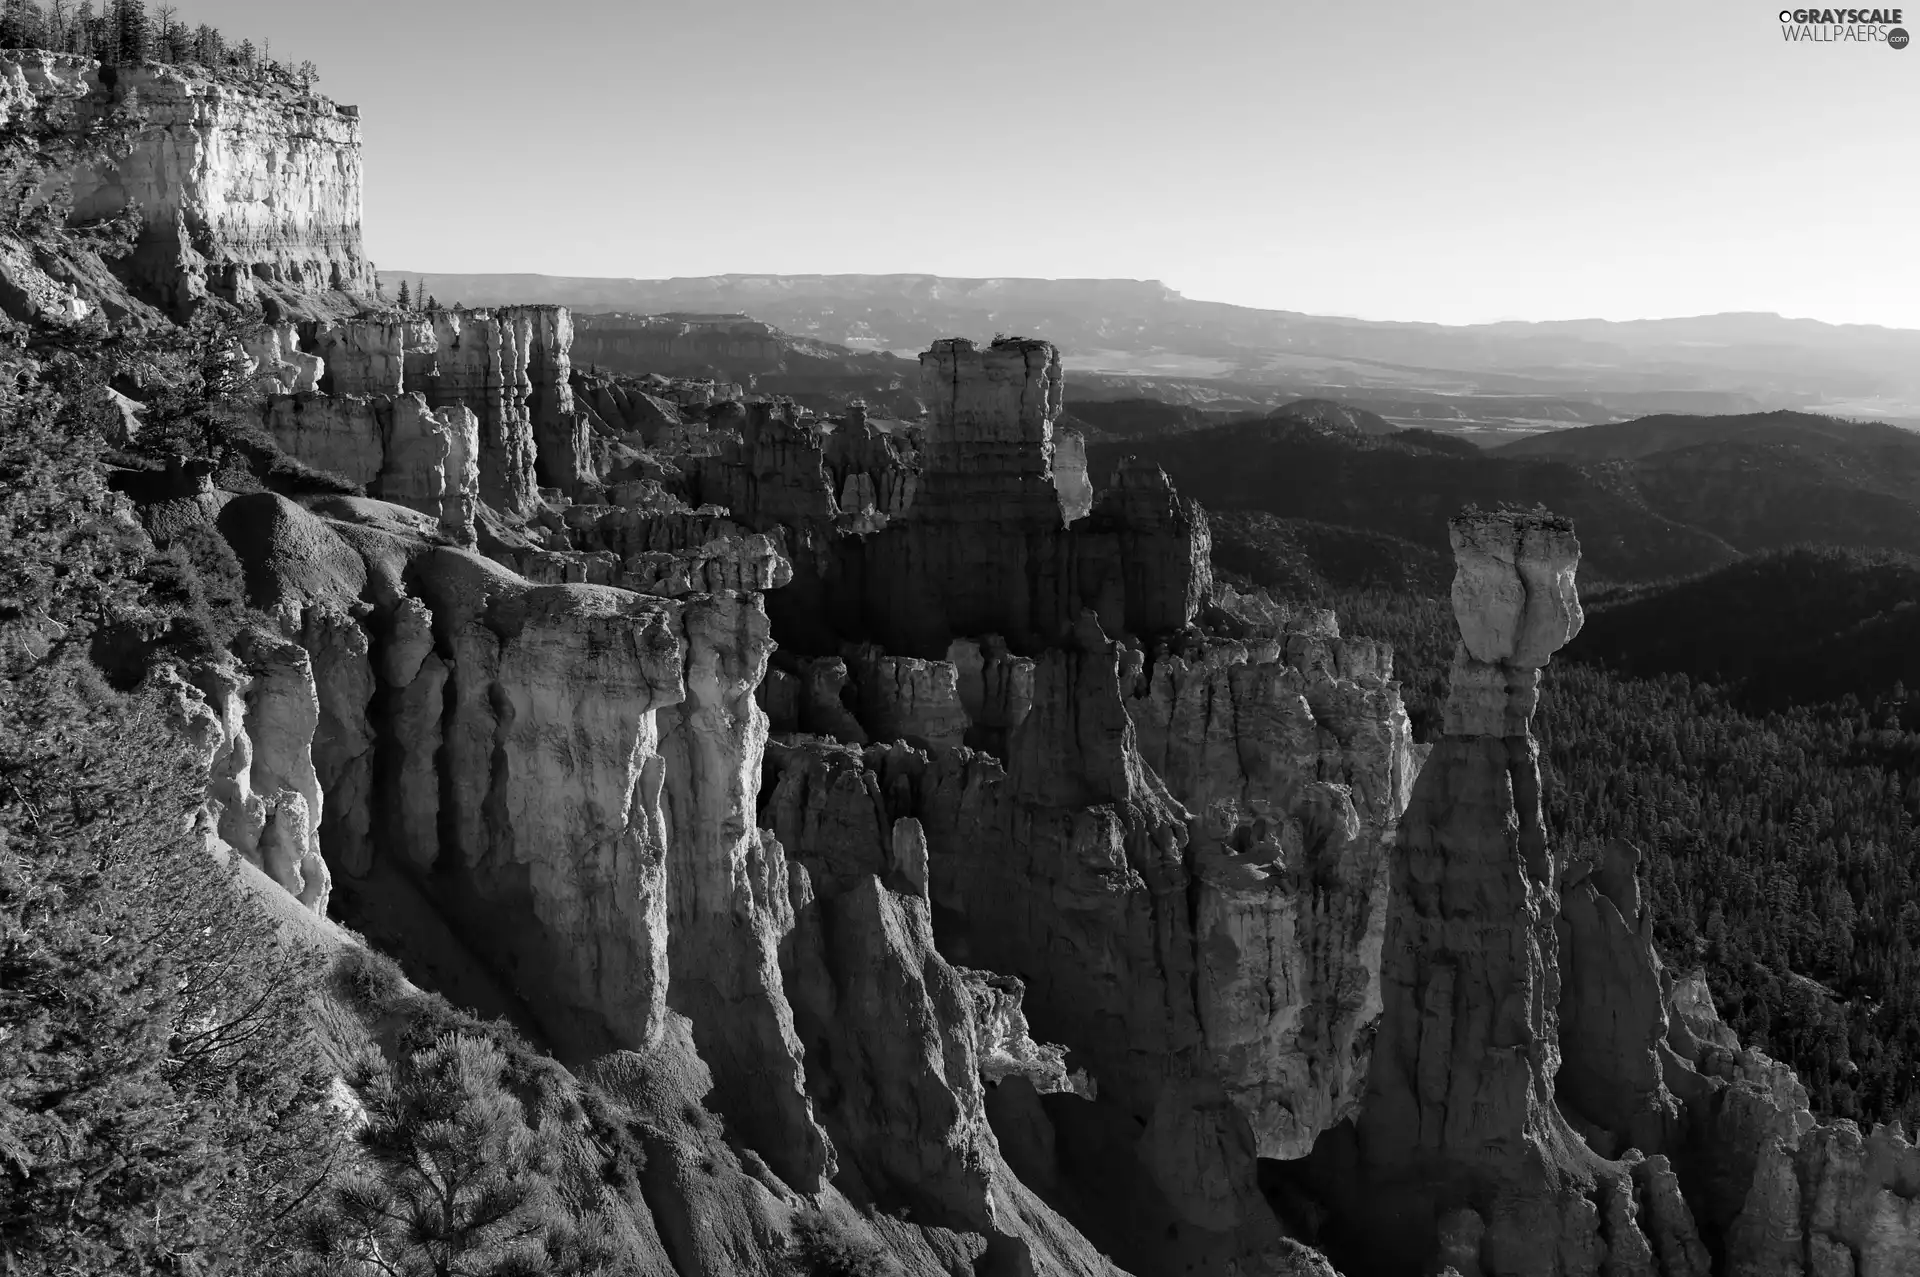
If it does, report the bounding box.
[72,61,372,315]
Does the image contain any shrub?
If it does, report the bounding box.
[333,944,409,1016]
[785,1210,903,1277]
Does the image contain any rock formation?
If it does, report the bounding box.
[241,323,325,394]
[571,311,788,378]
[49,80,1915,1263]
[144,306,1446,1273]
[0,47,1639,1277]
[703,343,1421,1273]
[276,306,601,515]
[67,59,373,316]
[169,629,332,912]
[265,392,478,541]
[1274,510,1920,1277]
[1313,510,1616,1276]
[308,315,437,395]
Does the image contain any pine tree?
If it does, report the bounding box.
[114,0,146,61]
[43,0,69,50]
[0,0,47,50]
[74,0,105,60]
[291,1034,615,1276]
[152,2,175,60]
[396,278,411,309]
[193,21,219,67]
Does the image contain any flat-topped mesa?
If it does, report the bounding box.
[569,312,787,378]
[1443,509,1584,737]
[55,59,376,318]
[916,336,1075,525]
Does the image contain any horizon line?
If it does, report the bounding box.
[369,268,1920,335]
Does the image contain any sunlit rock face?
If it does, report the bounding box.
[58,61,376,316]
[308,317,437,396]
[167,631,332,913]
[1443,510,1584,737]
[273,307,589,519]
[264,392,478,542]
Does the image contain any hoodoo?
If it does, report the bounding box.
[1294,510,1920,1277]
[1313,510,1619,1272]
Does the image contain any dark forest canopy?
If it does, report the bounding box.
[0,0,318,85]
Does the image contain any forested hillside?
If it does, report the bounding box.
[1108,407,1920,583]
[1094,416,1740,582]
[1574,547,1920,712]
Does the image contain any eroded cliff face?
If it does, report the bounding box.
[136,268,1920,1276]
[0,52,374,322]
[284,306,596,515]
[145,492,1130,1273]
[150,321,1425,1275]
[161,281,1920,1277]
[265,392,479,541]
[692,339,1418,1274]
[165,629,332,912]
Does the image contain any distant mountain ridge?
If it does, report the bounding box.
[1492,409,1919,462]
[381,272,1920,435]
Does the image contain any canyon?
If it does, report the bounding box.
[6,47,1920,1277]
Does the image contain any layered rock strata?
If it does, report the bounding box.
[267,306,615,516]
[265,392,478,541]
[46,58,376,316]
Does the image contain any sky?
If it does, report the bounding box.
[168,0,1920,326]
